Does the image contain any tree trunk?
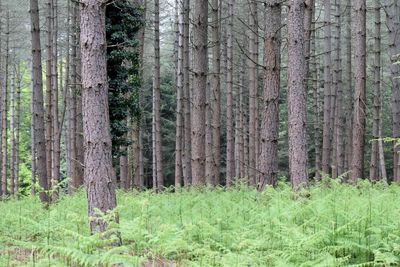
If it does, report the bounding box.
[350,0,366,181]
[321,0,332,175]
[248,0,258,186]
[226,0,235,186]
[287,0,308,190]
[259,0,281,189]
[191,0,208,186]
[10,66,15,196]
[153,0,163,191]
[45,0,53,188]
[80,0,118,233]
[369,0,381,181]
[1,13,10,197]
[383,0,400,182]
[15,66,22,195]
[344,0,352,173]
[30,0,49,203]
[30,65,37,196]
[175,0,184,188]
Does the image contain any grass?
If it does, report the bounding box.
[1,179,400,266]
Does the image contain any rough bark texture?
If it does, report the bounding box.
[258,0,281,189]
[384,0,400,182]
[191,0,208,186]
[80,0,118,233]
[350,0,366,181]
[175,0,184,187]
[287,0,308,190]
[369,0,381,181]
[248,0,258,186]
[182,0,191,186]
[153,0,163,191]
[225,0,235,186]
[30,0,49,203]
[321,0,332,175]
[209,0,221,186]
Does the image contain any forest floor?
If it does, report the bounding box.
[0,179,399,266]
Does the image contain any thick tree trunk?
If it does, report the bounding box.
[259,0,281,189]
[350,0,366,181]
[321,0,332,175]
[191,0,208,186]
[369,0,381,181]
[30,0,49,203]
[80,0,118,233]
[153,0,163,191]
[225,0,235,186]
[288,0,308,190]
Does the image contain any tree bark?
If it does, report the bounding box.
[321,0,332,175]
[80,0,118,233]
[369,0,381,181]
[191,0,208,186]
[383,0,400,182]
[226,0,235,186]
[30,0,49,203]
[10,66,15,196]
[288,0,308,190]
[153,0,163,191]
[258,0,281,189]
[350,0,366,181]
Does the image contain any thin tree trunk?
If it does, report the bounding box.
[248,0,258,186]
[321,0,332,175]
[383,0,400,182]
[344,0,352,173]
[30,0,49,203]
[350,0,366,181]
[1,13,10,197]
[175,0,184,188]
[10,66,15,196]
[191,0,208,186]
[369,0,381,181]
[15,66,21,195]
[30,64,36,196]
[226,0,235,186]
[288,0,308,190]
[259,0,281,189]
[153,0,163,191]
[80,0,118,233]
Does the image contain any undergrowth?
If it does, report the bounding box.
[1,179,400,266]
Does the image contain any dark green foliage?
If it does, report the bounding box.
[106,0,142,158]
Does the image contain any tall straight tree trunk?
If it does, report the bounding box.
[45,0,53,187]
[15,67,21,195]
[30,64,36,196]
[30,0,49,203]
[304,0,314,83]
[248,0,258,186]
[51,0,61,199]
[80,0,118,233]
[258,0,281,189]
[134,0,146,190]
[1,14,9,197]
[175,0,184,188]
[384,0,400,182]
[209,0,221,186]
[344,0,353,173]
[225,0,235,186]
[287,0,308,190]
[153,0,163,191]
[191,0,208,186]
[312,23,321,180]
[369,0,381,181]
[332,0,344,178]
[321,0,332,175]
[350,0,366,181]
[10,67,15,196]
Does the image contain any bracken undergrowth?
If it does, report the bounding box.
[1,179,400,266]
